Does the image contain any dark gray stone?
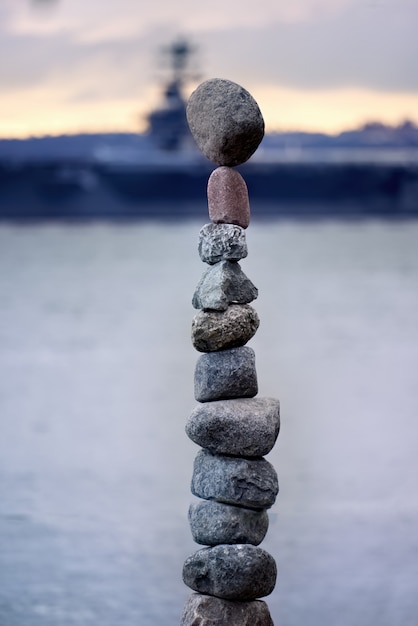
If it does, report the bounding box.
[186,78,265,166]
[198,223,247,265]
[189,499,269,546]
[192,260,258,312]
[186,397,280,457]
[182,544,277,600]
[191,304,259,352]
[191,449,278,510]
[194,346,258,402]
[180,593,274,625]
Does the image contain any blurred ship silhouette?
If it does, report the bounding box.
[0,39,417,219]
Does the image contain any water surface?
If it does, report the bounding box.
[0,218,417,625]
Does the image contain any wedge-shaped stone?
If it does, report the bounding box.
[191,304,259,352]
[189,500,269,546]
[207,167,251,229]
[183,544,277,601]
[186,397,280,457]
[192,261,258,312]
[191,449,278,510]
[198,223,248,264]
[181,593,274,626]
[194,346,257,402]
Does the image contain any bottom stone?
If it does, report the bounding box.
[180,593,274,626]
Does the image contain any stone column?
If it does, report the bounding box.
[181,79,280,626]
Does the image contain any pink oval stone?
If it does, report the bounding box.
[207,166,250,229]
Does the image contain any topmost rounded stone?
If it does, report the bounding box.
[186,78,265,166]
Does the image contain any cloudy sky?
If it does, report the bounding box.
[1,0,418,137]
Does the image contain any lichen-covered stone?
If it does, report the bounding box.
[186,78,265,166]
[189,499,269,546]
[191,304,259,352]
[186,397,280,457]
[194,346,257,402]
[191,449,278,510]
[180,593,274,626]
[198,222,248,264]
[207,167,250,228]
[192,261,258,312]
[182,544,277,601]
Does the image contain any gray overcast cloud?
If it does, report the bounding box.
[1,1,417,96]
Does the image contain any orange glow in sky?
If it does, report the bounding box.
[2,85,418,139]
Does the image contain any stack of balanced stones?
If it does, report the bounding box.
[180,79,280,626]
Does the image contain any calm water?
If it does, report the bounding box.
[0,217,418,626]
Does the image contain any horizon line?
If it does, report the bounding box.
[1,118,417,142]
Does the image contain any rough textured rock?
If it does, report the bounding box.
[189,499,269,546]
[191,304,259,352]
[180,593,274,626]
[191,449,278,510]
[186,78,265,166]
[192,260,258,312]
[186,397,280,457]
[198,222,248,264]
[182,544,277,600]
[207,167,251,229]
[194,346,257,402]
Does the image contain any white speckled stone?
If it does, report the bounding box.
[183,544,277,600]
[198,222,248,264]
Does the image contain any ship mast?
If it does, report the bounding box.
[146,38,198,151]
[165,39,195,87]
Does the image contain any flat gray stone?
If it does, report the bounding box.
[182,544,277,600]
[191,304,259,352]
[191,449,278,510]
[194,346,258,402]
[186,397,280,457]
[192,260,258,312]
[198,223,248,265]
[180,593,274,625]
[186,78,265,166]
[189,499,269,546]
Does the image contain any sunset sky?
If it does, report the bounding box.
[1,0,418,138]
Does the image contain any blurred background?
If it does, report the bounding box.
[0,1,418,625]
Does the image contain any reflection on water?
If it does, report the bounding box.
[0,217,418,626]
